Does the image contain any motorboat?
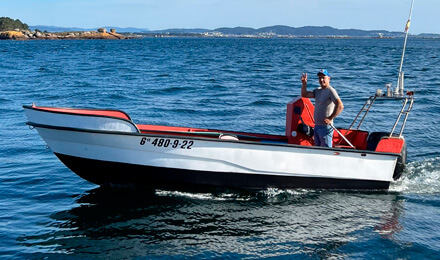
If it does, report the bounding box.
[23,92,414,190]
[24,0,417,191]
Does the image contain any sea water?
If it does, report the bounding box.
[0,38,439,258]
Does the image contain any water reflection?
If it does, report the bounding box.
[19,186,405,258]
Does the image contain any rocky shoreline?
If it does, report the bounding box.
[0,28,128,40]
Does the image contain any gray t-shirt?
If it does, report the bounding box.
[312,86,340,126]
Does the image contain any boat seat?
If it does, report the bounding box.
[333,129,369,150]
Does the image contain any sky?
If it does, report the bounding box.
[2,0,438,34]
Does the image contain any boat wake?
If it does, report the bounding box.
[154,187,318,202]
[154,187,321,203]
[155,157,440,201]
[390,157,440,194]
[155,189,257,201]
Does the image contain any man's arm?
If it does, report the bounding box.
[325,98,344,125]
[301,73,314,98]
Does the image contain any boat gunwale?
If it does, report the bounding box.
[23,104,141,133]
[22,104,134,121]
[26,121,402,158]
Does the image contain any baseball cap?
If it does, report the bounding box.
[317,69,331,77]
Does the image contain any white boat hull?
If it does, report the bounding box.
[33,126,396,190]
[24,105,402,190]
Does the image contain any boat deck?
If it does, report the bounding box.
[25,104,402,153]
[136,124,289,143]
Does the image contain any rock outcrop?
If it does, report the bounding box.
[0,28,128,40]
[0,31,27,40]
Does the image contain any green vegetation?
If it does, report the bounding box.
[0,17,29,31]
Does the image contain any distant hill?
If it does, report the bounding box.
[29,25,150,33]
[214,25,404,37]
[417,33,440,38]
[213,26,257,35]
[149,28,208,34]
[27,24,440,38]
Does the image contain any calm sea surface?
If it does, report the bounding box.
[1,38,439,259]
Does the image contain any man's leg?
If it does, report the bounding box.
[314,125,323,147]
[322,125,334,148]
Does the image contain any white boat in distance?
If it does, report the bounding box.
[24,94,414,190]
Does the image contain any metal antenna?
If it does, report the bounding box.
[396,0,415,96]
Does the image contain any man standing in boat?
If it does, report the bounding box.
[301,70,344,147]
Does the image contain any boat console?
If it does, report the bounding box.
[285,95,412,155]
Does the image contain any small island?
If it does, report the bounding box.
[0,17,128,40]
